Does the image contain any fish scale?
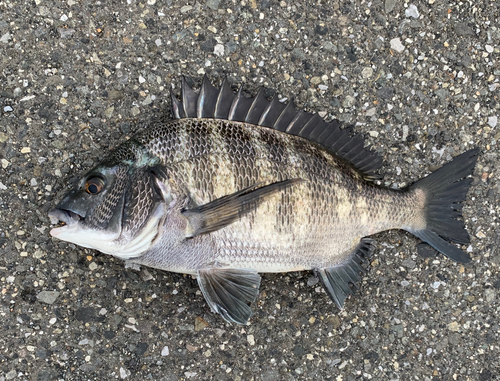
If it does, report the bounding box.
[48,76,479,325]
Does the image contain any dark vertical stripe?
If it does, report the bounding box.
[275,187,294,234]
[184,120,219,200]
[219,121,259,191]
[186,119,214,159]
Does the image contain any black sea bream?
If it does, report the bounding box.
[48,76,479,324]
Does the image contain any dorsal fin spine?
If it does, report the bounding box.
[214,77,233,119]
[196,78,205,119]
[245,88,266,124]
[257,96,273,126]
[228,87,243,121]
[297,114,322,137]
[273,101,296,131]
[284,110,304,133]
[181,76,197,117]
[170,89,184,119]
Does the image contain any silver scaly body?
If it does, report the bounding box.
[133,118,423,274]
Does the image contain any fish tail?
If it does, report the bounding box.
[406,148,479,263]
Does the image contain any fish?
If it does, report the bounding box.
[48,75,479,325]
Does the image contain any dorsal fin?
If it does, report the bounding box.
[171,75,383,181]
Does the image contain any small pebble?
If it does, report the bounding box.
[487,116,497,128]
[186,344,197,352]
[361,67,373,78]
[0,32,11,43]
[405,4,419,18]
[447,321,460,332]
[4,105,13,112]
[105,107,114,118]
[431,281,441,289]
[390,38,405,53]
[194,316,209,331]
[161,346,170,356]
[214,44,224,57]
[120,367,130,379]
[247,335,255,346]
[385,0,397,13]
[310,76,321,85]
[36,291,60,305]
[206,0,220,10]
[484,288,496,302]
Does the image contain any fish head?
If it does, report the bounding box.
[48,142,171,259]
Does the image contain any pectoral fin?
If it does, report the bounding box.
[197,268,262,325]
[315,238,375,309]
[182,179,303,238]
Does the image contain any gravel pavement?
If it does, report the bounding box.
[1,0,499,380]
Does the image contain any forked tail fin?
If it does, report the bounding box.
[406,148,479,263]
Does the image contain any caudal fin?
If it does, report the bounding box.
[407,148,479,263]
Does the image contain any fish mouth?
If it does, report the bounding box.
[48,208,84,237]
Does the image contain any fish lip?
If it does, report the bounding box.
[48,208,84,236]
[48,208,83,225]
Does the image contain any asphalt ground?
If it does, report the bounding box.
[1,0,499,380]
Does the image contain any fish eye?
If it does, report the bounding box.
[85,177,105,194]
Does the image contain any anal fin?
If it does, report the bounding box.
[315,238,375,309]
[197,268,262,324]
